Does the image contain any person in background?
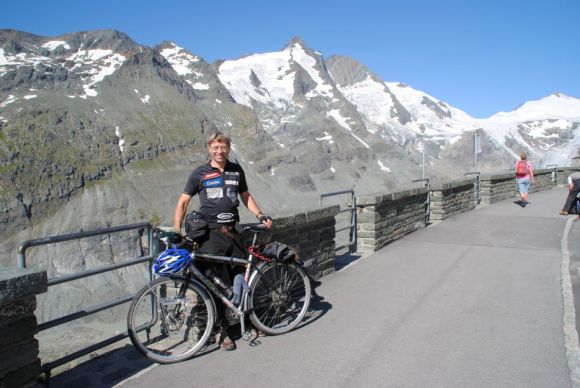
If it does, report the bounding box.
[559,171,580,215]
[515,152,535,207]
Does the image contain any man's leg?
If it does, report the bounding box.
[562,180,580,213]
[199,230,238,350]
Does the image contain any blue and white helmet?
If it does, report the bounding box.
[153,249,192,275]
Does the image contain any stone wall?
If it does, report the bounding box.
[242,205,339,280]
[0,268,47,388]
[430,179,478,221]
[480,169,557,205]
[357,188,428,254]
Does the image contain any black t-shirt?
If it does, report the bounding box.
[183,160,248,225]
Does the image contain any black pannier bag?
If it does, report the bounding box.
[185,210,209,241]
[258,241,296,263]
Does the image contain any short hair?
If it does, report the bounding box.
[520,152,527,160]
[207,131,231,148]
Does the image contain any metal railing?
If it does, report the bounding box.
[546,164,558,184]
[17,222,157,380]
[320,189,357,254]
[412,178,431,224]
[465,172,481,205]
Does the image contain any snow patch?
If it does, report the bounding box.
[160,43,201,76]
[0,95,16,107]
[327,109,353,131]
[191,82,210,90]
[336,75,394,127]
[315,132,334,144]
[218,50,295,108]
[141,95,150,104]
[115,126,125,152]
[352,133,371,149]
[23,95,37,100]
[64,49,126,98]
[42,40,71,51]
[378,160,391,172]
[289,43,334,99]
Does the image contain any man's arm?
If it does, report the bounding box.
[240,191,272,228]
[173,193,192,231]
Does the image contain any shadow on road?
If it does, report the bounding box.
[48,344,154,388]
[299,277,332,330]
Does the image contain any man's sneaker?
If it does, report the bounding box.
[215,332,235,351]
[560,210,568,215]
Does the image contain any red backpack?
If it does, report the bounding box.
[516,161,528,176]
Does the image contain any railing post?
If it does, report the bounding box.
[148,226,158,281]
[350,190,357,254]
[320,189,357,254]
[412,178,430,224]
[465,172,481,206]
[546,164,558,185]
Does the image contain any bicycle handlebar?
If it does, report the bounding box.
[242,223,269,233]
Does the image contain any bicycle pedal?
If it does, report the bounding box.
[242,331,252,341]
[249,339,261,347]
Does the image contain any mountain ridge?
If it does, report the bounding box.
[1,28,580,244]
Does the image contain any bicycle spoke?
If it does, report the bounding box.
[249,263,311,335]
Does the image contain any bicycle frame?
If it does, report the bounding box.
[178,228,269,339]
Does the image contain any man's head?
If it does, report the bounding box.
[208,131,231,166]
[520,152,527,160]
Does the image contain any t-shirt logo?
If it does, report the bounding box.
[203,172,221,180]
[203,177,222,188]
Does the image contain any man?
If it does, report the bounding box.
[559,171,580,215]
[173,131,272,350]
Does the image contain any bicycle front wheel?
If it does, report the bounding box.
[249,262,311,335]
[127,276,215,363]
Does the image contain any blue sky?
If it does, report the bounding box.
[1,0,578,118]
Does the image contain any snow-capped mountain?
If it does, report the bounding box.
[214,39,580,173]
[479,93,580,165]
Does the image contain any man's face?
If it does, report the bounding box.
[209,140,230,164]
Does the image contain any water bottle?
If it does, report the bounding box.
[206,269,233,298]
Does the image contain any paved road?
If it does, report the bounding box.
[53,188,579,388]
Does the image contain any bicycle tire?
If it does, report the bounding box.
[248,262,311,335]
[127,276,215,363]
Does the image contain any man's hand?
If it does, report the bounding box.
[258,214,273,229]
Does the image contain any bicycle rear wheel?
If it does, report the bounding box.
[127,276,215,363]
[249,262,311,335]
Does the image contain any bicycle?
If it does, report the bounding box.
[127,223,312,363]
